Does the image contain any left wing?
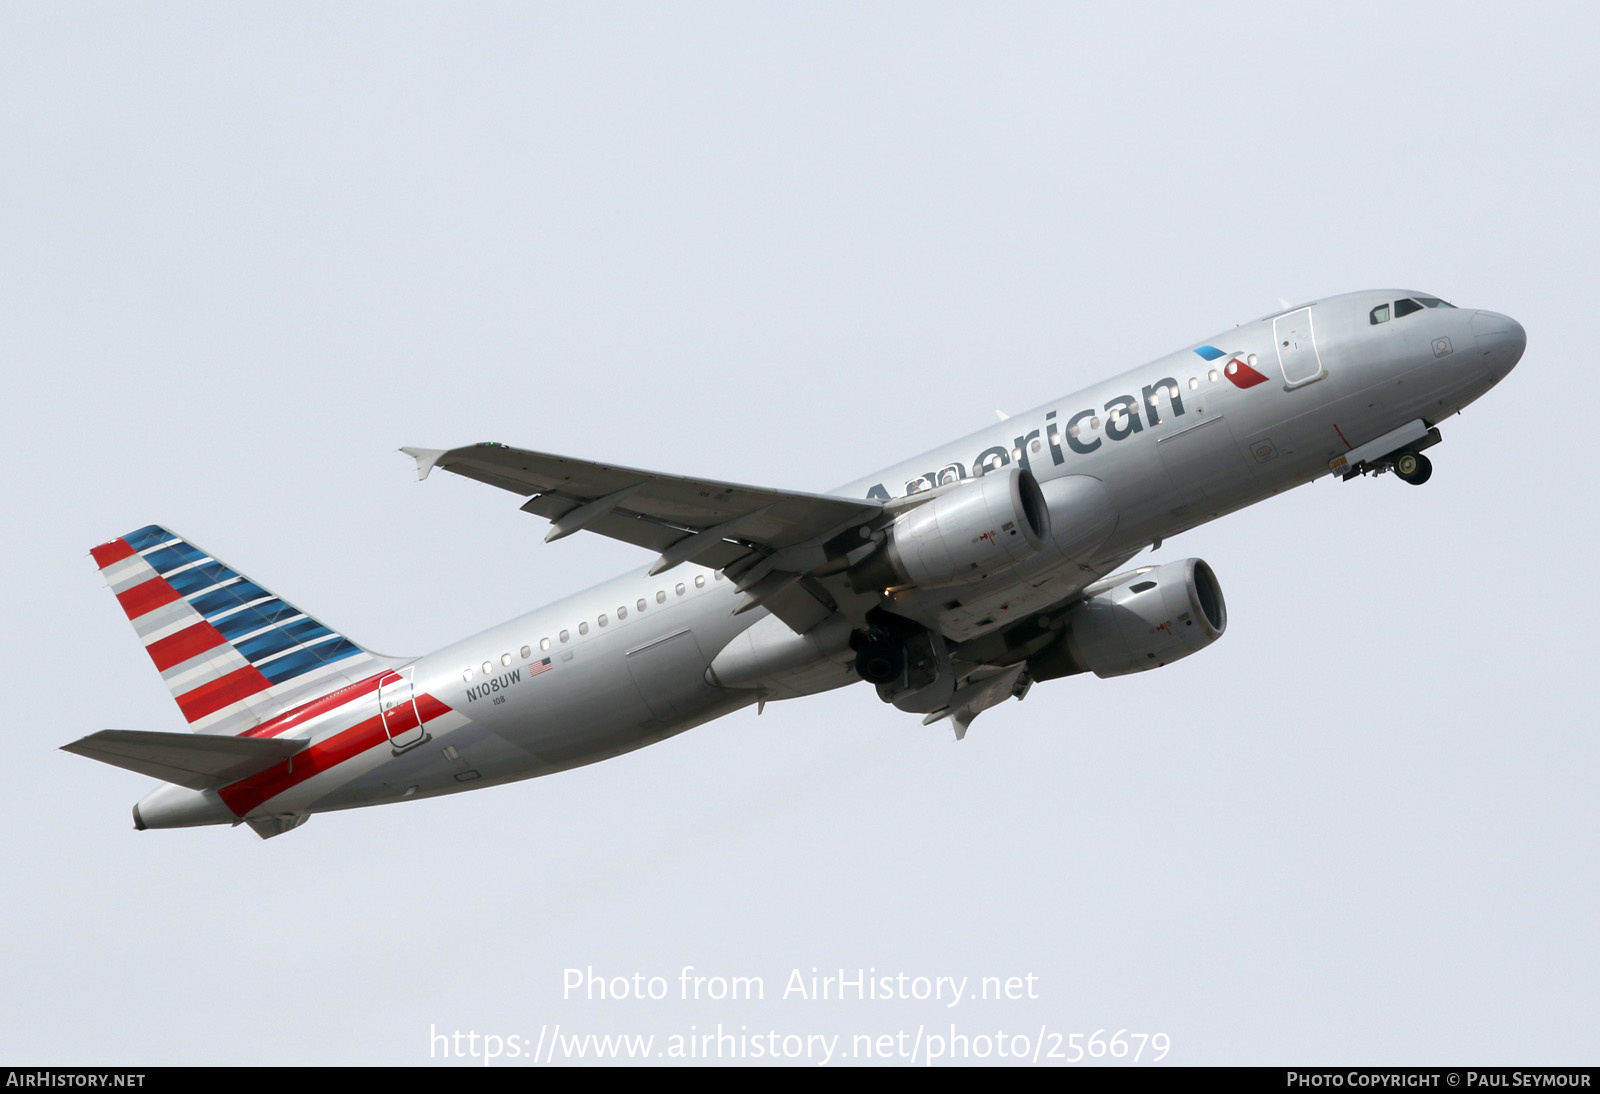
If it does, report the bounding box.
[402,443,886,633]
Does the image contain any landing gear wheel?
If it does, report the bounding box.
[854,642,905,685]
[1394,451,1432,486]
[851,624,909,685]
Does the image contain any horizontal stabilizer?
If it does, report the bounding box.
[62,730,307,791]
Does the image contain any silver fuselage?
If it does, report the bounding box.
[136,289,1525,829]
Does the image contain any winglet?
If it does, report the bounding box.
[399,446,448,481]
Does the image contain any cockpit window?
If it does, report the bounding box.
[1370,304,1391,325]
[1415,296,1455,308]
[1393,298,1424,319]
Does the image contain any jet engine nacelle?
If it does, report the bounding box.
[850,467,1050,592]
[1032,559,1227,680]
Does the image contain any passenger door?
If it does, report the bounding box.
[1274,307,1327,389]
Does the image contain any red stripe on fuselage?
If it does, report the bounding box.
[414,693,452,723]
[146,621,227,672]
[116,577,181,620]
[90,538,136,569]
[238,670,393,739]
[219,691,454,816]
[174,664,274,723]
[219,715,390,816]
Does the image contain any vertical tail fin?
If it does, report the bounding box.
[90,524,390,735]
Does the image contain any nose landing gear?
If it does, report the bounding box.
[1393,451,1433,486]
[1333,422,1442,486]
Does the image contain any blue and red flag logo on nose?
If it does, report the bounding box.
[1194,345,1269,389]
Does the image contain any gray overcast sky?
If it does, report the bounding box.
[2,2,1595,1066]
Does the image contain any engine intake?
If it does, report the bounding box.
[1031,559,1227,680]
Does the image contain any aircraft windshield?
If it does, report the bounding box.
[1374,296,1455,324]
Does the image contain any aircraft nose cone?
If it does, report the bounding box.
[1471,310,1527,373]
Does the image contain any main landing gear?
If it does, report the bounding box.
[849,609,953,703]
[1393,450,1433,486]
[851,627,906,685]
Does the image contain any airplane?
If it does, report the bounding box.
[63,289,1526,838]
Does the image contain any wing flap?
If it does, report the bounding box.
[750,576,837,634]
[62,729,307,791]
[920,664,1030,740]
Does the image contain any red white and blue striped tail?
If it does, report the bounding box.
[90,524,388,735]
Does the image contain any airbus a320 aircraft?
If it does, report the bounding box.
[65,290,1525,837]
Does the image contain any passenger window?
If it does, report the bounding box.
[1208,369,1219,383]
[501,653,511,667]
[617,606,627,620]
[578,622,589,636]
[598,614,608,627]
[559,629,570,643]
[1188,377,1199,390]
[1394,298,1423,319]
[482,661,492,674]
[520,645,530,659]
[695,575,706,589]
[637,598,647,611]
[540,638,551,652]
[675,583,685,596]
[656,590,666,604]
[462,669,473,683]
[1370,304,1391,324]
